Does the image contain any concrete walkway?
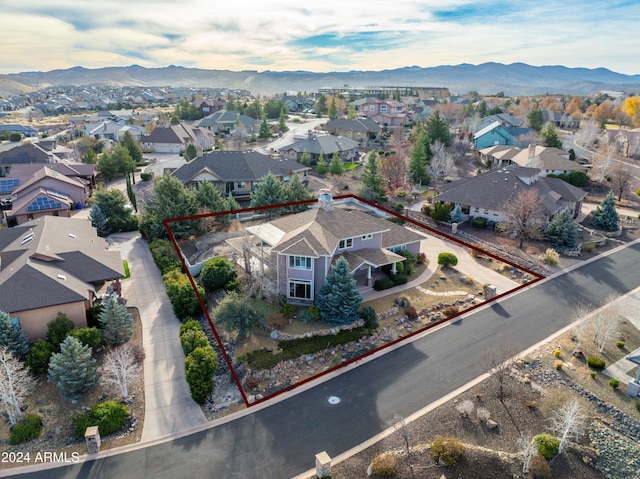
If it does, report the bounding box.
[107,232,207,441]
[602,288,640,385]
[361,232,519,303]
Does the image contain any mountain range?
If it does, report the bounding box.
[2,62,640,97]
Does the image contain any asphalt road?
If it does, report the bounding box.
[11,241,640,479]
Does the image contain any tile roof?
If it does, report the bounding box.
[0,216,123,313]
[171,150,309,183]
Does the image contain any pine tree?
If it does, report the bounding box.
[545,208,578,247]
[81,149,98,165]
[278,107,288,132]
[329,151,344,175]
[541,124,563,148]
[184,143,198,161]
[591,191,620,232]
[347,105,357,120]
[409,132,429,183]
[450,204,464,224]
[48,336,98,401]
[258,117,272,138]
[359,151,387,202]
[300,151,309,167]
[424,110,451,146]
[121,131,143,163]
[0,311,29,359]
[250,172,286,218]
[125,173,137,212]
[285,174,313,213]
[316,258,362,326]
[194,180,226,213]
[328,97,338,120]
[99,297,133,346]
[315,153,328,174]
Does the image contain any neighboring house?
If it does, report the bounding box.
[323,118,381,142]
[280,96,315,113]
[194,110,258,136]
[140,123,214,153]
[0,216,124,340]
[433,165,587,225]
[85,121,145,141]
[473,121,524,149]
[198,99,226,115]
[171,150,310,198]
[353,98,410,127]
[278,133,360,164]
[0,142,55,176]
[477,113,525,130]
[510,145,585,176]
[241,195,425,304]
[0,124,38,138]
[478,145,523,168]
[607,127,640,159]
[541,110,580,129]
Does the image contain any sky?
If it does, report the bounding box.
[0,0,639,76]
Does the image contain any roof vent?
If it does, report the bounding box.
[68,233,76,239]
[57,274,66,280]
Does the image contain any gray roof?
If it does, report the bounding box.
[325,118,381,134]
[171,150,310,183]
[278,134,360,155]
[434,165,585,216]
[194,110,257,128]
[0,216,123,313]
[0,142,52,165]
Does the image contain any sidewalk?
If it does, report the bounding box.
[602,289,640,385]
[107,232,207,441]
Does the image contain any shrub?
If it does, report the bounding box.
[163,270,206,321]
[373,278,395,291]
[280,304,294,318]
[67,327,102,349]
[47,313,75,349]
[416,252,426,263]
[553,349,562,358]
[583,242,595,253]
[72,401,129,439]
[616,341,625,348]
[179,319,202,336]
[471,217,487,229]
[360,306,379,330]
[541,248,560,266]
[9,414,43,444]
[443,306,459,317]
[405,306,418,320]
[369,453,397,478]
[389,202,405,213]
[554,359,563,370]
[309,305,321,320]
[609,378,620,389]
[9,132,22,142]
[86,304,105,328]
[200,257,237,292]
[635,399,640,411]
[430,436,465,466]
[421,204,432,216]
[140,172,153,181]
[395,189,407,198]
[180,329,210,356]
[25,340,55,374]
[590,371,597,379]
[390,274,408,286]
[524,400,538,409]
[528,454,552,479]
[149,239,181,275]
[437,252,458,268]
[587,356,606,370]
[185,345,218,404]
[534,433,559,459]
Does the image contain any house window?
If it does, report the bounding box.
[474,207,480,213]
[237,181,246,189]
[388,245,406,253]
[289,280,312,300]
[380,105,388,113]
[396,107,403,112]
[363,105,368,112]
[338,238,353,249]
[289,256,312,270]
[362,234,372,240]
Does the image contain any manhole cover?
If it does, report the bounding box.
[328,396,341,405]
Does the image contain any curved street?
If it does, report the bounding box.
[5,239,640,479]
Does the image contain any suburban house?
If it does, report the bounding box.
[140,123,214,153]
[240,195,425,303]
[279,95,315,113]
[432,165,587,226]
[478,145,523,168]
[510,145,585,176]
[198,99,226,115]
[323,118,381,143]
[353,98,409,127]
[0,124,38,138]
[194,110,258,136]
[171,150,310,199]
[0,142,55,176]
[0,216,124,340]
[607,127,640,159]
[278,133,360,164]
[84,120,145,141]
[472,121,532,149]
[541,110,580,129]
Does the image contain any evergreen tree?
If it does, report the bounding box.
[347,105,357,120]
[285,174,313,213]
[545,209,578,247]
[120,131,143,163]
[96,151,121,180]
[111,144,136,178]
[125,173,137,212]
[591,191,620,232]
[316,258,362,325]
[409,132,430,183]
[81,149,98,165]
[94,189,137,232]
[89,204,110,237]
[424,111,451,146]
[300,151,309,167]
[315,153,328,174]
[0,311,29,359]
[329,151,344,175]
[328,97,338,120]
[184,345,218,404]
[194,180,226,213]
[541,124,563,148]
[48,336,98,401]
[527,109,544,132]
[184,143,198,161]
[450,204,464,223]
[250,172,286,218]
[316,95,327,116]
[98,297,134,346]
[278,107,288,132]
[258,117,272,138]
[359,151,387,202]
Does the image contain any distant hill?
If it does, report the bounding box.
[2,62,640,97]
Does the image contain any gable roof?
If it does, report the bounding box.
[141,124,209,145]
[278,134,360,155]
[511,146,584,172]
[194,110,258,128]
[325,118,381,134]
[0,142,52,165]
[171,150,309,183]
[0,216,123,313]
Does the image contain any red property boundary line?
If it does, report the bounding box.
[163,194,545,408]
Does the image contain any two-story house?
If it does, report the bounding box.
[353,98,409,127]
[242,194,424,304]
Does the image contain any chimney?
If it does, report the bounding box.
[318,190,334,211]
[528,144,535,159]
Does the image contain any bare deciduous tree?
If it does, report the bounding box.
[429,139,456,179]
[609,163,634,201]
[518,432,537,473]
[0,347,33,426]
[390,414,416,479]
[379,153,407,189]
[571,303,593,352]
[550,398,586,454]
[500,189,546,249]
[577,120,599,148]
[456,399,475,417]
[481,342,517,402]
[591,142,615,183]
[101,343,142,399]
